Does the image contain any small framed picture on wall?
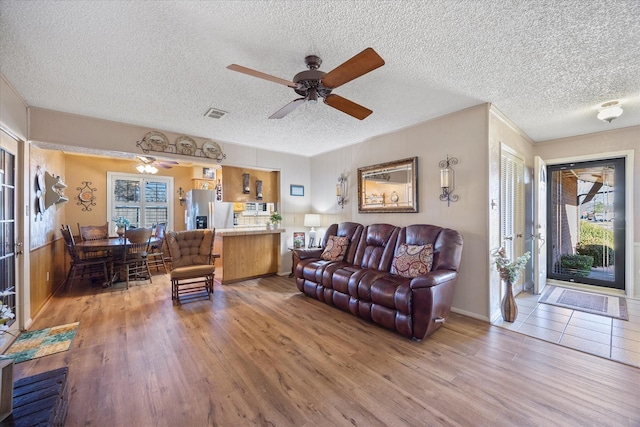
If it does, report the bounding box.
[290,185,304,196]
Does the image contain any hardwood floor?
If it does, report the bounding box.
[12,273,640,426]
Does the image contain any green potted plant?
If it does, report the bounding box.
[269,211,282,230]
[112,216,131,237]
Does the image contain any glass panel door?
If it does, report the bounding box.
[547,157,625,290]
[0,132,18,344]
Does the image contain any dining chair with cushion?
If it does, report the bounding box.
[114,227,153,289]
[165,229,216,304]
[147,223,168,273]
[60,225,110,290]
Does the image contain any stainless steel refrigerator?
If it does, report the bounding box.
[185,189,234,230]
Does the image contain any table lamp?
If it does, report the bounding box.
[303,213,322,247]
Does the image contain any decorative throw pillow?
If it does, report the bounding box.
[391,243,434,278]
[321,236,350,261]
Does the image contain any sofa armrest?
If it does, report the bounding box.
[410,270,457,289]
[293,248,323,260]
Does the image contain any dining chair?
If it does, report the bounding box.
[165,229,216,304]
[114,227,153,289]
[77,222,110,258]
[60,225,110,290]
[78,222,110,241]
[147,223,168,273]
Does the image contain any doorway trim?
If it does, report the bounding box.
[544,150,634,299]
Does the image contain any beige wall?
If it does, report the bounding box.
[310,104,492,319]
[488,107,535,319]
[28,107,312,274]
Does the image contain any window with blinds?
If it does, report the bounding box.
[107,173,173,231]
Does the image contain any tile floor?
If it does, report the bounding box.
[493,290,640,368]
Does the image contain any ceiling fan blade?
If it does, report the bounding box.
[324,94,373,120]
[227,64,297,88]
[321,48,385,89]
[269,98,306,119]
[158,160,179,165]
[156,164,173,169]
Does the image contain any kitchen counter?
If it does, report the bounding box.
[213,228,285,284]
[216,227,285,236]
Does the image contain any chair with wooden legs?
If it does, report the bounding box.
[114,227,153,289]
[147,223,168,273]
[60,225,110,290]
[77,222,110,258]
[165,229,216,304]
[78,222,109,241]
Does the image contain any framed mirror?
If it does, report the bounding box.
[358,157,418,213]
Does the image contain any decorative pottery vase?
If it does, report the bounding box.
[501,279,518,322]
[116,225,125,237]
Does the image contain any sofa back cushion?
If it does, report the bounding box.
[321,236,350,261]
[353,224,400,271]
[396,224,463,272]
[390,243,433,278]
[321,222,364,263]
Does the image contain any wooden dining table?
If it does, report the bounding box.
[75,236,161,286]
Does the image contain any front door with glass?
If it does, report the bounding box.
[547,157,625,290]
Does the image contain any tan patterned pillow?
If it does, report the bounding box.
[391,243,433,278]
[321,236,350,261]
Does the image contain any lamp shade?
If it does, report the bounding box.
[304,214,321,227]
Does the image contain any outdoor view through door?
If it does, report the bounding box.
[547,157,625,290]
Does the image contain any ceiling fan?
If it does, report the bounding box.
[227,47,385,120]
[136,156,179,174]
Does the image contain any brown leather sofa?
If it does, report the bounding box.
[294,222,463,340]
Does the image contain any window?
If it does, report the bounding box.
[107,173,173,231]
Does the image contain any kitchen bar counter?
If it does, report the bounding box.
[213,228,285,284]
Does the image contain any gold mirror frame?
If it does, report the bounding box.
[357,157,418,213]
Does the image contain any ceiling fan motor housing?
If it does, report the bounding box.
[293,69,332,98]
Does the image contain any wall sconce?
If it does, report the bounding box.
[243,173,250,194]
[597,100,623,123]
[256,180,263,200]
[304,213,322,247]
[177,187,186,206]
[439,155,459,206]
[336,173,347,209]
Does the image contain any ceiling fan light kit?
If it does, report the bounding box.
[227,47,385,120]
[596,100,623,123]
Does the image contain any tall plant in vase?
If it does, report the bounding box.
[492,247,530,322]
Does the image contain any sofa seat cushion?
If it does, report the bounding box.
[391,243,433,278]
[326,265,363,293]
[369,276,412,313]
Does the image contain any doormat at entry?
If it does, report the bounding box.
[538,286,628,320]
[2,322,80,363]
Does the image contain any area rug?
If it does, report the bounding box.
[2,322,80,363]
[538,286,628,320]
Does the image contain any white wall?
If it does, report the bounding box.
[310,104,492,319]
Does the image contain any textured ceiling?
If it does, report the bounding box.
[1,1,639,157]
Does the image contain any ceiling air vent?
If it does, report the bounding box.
[204,107,228,119]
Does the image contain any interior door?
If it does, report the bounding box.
[533,156,547,294]
[0,130,19,344]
